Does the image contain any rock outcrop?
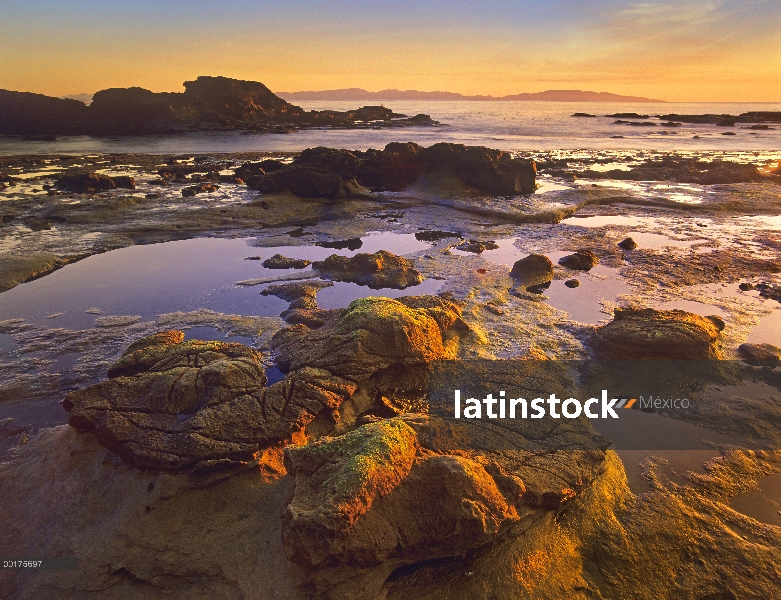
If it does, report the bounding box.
[738,342,781,361]
[0,76,440,136]
[589,308,724,359]
[312,250,423,289]
[245,143,537,198]
[63,331,356,471]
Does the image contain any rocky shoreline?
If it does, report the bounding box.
[0,76,441,137]
[1,143,780,599]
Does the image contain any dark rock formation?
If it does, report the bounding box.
[246,142,537,198]
[659,112,781,125]
[55,171,135,193]
[559,249,599,271]
[509,254,554,286]
[262,254,311,269]
[738,343,781,361]
[312,250,423,289]
[618,237,638,250]
[0,77,440,136]
[63,331,357,471]
[590,308,724,359]
[565,279,580,288]
[606,113,650,119]
[577,156,773,185]
[0,90,88,135]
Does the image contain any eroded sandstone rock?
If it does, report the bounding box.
[63,331,356,471]
[282,415,525,598]
[589,308,724,359]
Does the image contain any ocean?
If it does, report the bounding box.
[0,100,779,156]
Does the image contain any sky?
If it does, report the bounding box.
[0,0,779,102]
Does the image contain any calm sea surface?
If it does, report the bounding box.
[0,100,779,156]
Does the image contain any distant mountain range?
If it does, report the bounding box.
[277,88,667,103]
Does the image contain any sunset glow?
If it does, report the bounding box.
[1,0,779,101]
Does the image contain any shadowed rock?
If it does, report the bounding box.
[590,308,724,359]
[618,237,638,250]
[312,250,423,289]
[55,171,136,193]
[182,182,219,197]
[559,249,599,271]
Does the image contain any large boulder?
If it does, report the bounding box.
[312,250,423,289]
[271,296,467,381]
[589,308,724,359]
[282,415,525,598]
[356,142,424,191]
[63,331,356,471]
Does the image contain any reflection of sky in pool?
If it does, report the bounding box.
[0,232,437,329]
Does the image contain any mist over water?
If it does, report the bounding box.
[1,100,780,156]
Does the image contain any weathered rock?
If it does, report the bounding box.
[579,156,772,185]
[271,296,466,381]
[0,253,75,293]
[262,254,311,269]
[565,279,580,288]
[738,343,781,361]
[312,250,423,289]
[509,254,554,286]
[590,308,724,359]
[559,249,599,271]
[282,415,524,598]
[618,237,638,250]
[63,331,357,471]
[182,182,219,197]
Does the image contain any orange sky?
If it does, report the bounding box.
[1,0,779,102]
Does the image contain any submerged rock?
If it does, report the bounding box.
[559,249,599,271]
[590,308,724,359]
[262,254,311,269]
[312,250,423,289]
[456,240,500,253]
[565,279,580,288]
[509,254,554,286]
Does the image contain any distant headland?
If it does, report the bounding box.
[277,89,668,103]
